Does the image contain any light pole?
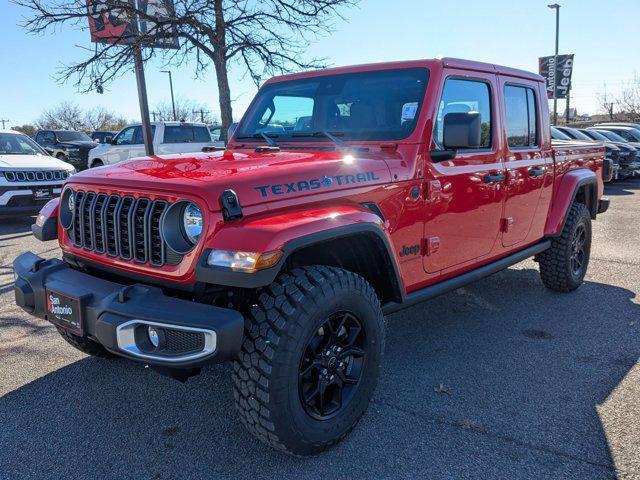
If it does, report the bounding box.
[548,3,560,125]
[161,70,177,121]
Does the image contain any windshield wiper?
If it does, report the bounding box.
[291,131,348,148]
[236,132,279,147]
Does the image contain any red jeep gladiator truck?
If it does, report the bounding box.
[15,58,609,455]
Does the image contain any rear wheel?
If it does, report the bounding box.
[232,266,384,456]
[538,202,592,292]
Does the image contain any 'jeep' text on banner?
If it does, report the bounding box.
[539,54,574,99]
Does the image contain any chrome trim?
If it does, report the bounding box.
[115,320,217,363]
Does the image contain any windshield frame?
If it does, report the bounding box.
[234,67,430,145]
[56,130,92,142]
[0,132,49,156]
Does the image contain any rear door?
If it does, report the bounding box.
[499,79,551,247]
[423,72,506,273]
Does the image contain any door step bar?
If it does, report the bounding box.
[382,240,551,315]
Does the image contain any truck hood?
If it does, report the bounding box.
[0,154,73,170]
[69,149,393,210]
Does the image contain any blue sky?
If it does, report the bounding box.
[2,0,638,127]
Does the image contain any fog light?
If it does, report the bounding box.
[148,326,160,348]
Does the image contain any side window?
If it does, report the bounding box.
[133,125,156,145]
[209,127,221,142]
[35,132,43,143]
[163,125,210,143]
[504,85,539,148]
[435,78,492,149]
[43,132,55,143]
[115,127,136,146]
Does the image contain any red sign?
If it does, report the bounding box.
[86,0,137,45]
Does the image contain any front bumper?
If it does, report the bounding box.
[13,252,244,367]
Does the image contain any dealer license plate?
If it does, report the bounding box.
[46,289,83,335]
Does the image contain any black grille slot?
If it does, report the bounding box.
[68,190,180,267]
[72,190,85,246]
[81,192,96,250]
[163,330,205,355]
[133,198,151,263]
[93,194,108,254]
[117,197,135,260]
[149,201,167,266]
[105,195,121,256]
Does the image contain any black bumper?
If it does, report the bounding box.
[13,252,244,367]
[598,197,610,214]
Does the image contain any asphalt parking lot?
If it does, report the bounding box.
[0,181,639,480]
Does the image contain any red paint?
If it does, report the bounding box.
[54,58,604,295]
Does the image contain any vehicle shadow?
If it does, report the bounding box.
[0,216,34,235]
[0,266,638,479]
[604,179,640,196]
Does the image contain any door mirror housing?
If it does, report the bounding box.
[443,111,482,149]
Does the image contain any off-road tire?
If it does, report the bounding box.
[56,326,117,358]
[232,266,385,456]
[538,202,592,292]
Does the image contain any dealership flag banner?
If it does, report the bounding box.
[539,54,574,99]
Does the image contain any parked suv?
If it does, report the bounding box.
[90,131,118,144]
[33,130,96,171]
[586,128,640,178]
[0,130,75,217]
[87,122,216,168]
[17,58,607,456]
[553,126,619,181]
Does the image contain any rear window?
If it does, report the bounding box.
[504,85,538,148]
[163,125,212,143]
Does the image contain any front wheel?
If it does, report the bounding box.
[232,266,384,456]
[91,159,104,168]
[538,202,592,292]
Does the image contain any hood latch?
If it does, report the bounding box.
[220,189,243,221]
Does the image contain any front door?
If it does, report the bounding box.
[106,126,136,165]
[424,73,506,273]
[500,80,550,247]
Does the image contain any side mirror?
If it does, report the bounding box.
[443,111,482,149]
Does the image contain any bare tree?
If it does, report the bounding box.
[35,102,86,130]
[34,102,129,131]
[152,97,219,123]
[15,0,358,140]
[598,75,640,122]
[11,124,38,137]
[84,106,129,131]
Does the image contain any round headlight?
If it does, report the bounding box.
[182,202,203,245]
[59,188,75,230]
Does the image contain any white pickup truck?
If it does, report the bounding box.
[87,121,223,168]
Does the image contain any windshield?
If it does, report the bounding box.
[583,130,608,141]
[550,127,571,140]
[0,133,48,155]
[564,128,592,141]
[56,131,92,142]
[595,130,627,142]
[236,68,429,142]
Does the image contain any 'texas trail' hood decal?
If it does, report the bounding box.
[253,171,381,198]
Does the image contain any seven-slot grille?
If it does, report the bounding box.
[3,170,69,182]
[70,190,172,267]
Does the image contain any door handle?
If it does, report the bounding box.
[483,173,505,184]
[528,167,546,177]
